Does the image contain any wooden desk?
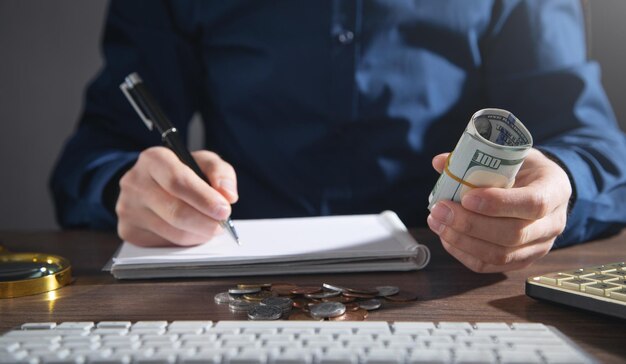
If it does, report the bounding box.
[1,229,625,363]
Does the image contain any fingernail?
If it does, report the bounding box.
[427,215,445,234]
[212,204,230,221]
[463,195,484,212]
[431,203,453,224]
[219,179,238,197]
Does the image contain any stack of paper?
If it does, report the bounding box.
[109,211,430,279]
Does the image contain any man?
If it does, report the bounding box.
[51,0,626,273]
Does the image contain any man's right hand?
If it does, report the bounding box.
[115,147,238,247]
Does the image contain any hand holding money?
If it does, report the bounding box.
[428,109,534,208]
[427,109,572,273]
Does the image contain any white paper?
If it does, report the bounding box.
[113,211,420,266]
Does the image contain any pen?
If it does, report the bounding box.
[120,72,240,245]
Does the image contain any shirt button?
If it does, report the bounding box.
[337,30,354,44]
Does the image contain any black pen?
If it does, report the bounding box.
[120,72,240,245]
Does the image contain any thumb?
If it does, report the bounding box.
[432,153,449,174]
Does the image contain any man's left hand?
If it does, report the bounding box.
[428,148,572,273]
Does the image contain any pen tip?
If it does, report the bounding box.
[227,221,240,246]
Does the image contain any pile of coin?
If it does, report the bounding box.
[214,282,417,321]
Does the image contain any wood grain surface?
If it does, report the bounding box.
[0,229,625,363]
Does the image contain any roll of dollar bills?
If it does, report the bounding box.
[428,108,533,210]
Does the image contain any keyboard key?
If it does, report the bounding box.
[96,321,132,329]
[304,341,343,350]
[510,323,548,331]
[318,348,359,364]
[473,322,510,330]
[131,327,167,335]
[89,355,131,364]
[393,322,436,331]
[38,358,77,364]
[186,348,235,363]
[437,322,473,330]
[270,350,314,364]
[541,351,588,364]
[454,349,497,363]
[432,329,468,337]
[92,328,129,336]
[318,327,353,335]
[407,349,452,363]
[21,322,57,330]
[56,322,95,331]
[132,321,168,329]
[0,358,30,364]
[228,349,271,364]
[498,350,543,363]
[364,348,406,363]
[21,341,61,350]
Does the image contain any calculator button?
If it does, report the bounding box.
[583,273,619,282]
[560,278,595,291]
[532,273,572,286]
[583,282,622,296]
[609,288,626,302]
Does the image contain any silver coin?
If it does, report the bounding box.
[229,287,262,295]
[214,292,232,304]
[229,299,256,312]
[261,296,293,310]
[248,305,283,321]
[358,298,382,311]
[322,283,349,293]
[309,302,346,319]
[376,286,400,297]
[305,290,341,299]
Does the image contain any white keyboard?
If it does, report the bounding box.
[0,321,595,364]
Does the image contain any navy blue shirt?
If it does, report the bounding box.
[51,0,626,247]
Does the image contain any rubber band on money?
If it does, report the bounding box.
[444,153,479,189]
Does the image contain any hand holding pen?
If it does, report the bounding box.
[116,73,240,247]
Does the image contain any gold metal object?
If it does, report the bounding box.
[0,252,72,299]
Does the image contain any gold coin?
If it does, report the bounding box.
[288,311,322,321]
[243,290,277,302]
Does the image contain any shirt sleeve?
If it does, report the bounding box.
[481,0,626,247]
[50,0,201,229]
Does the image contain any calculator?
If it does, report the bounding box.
[526,262,626,319]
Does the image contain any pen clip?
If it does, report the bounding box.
[120,78,154,131]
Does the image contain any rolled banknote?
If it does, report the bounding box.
[428,108,533,210]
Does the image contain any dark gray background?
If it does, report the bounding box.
[0,0,624,230]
